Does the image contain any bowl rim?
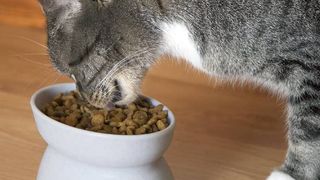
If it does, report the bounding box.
[30,83,176,140]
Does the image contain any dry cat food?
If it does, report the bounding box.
[41,91,169,135]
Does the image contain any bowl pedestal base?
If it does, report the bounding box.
[37,147,174,180]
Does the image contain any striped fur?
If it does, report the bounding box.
[40,0,320,179]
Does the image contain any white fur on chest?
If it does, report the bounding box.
[160,22,203,70]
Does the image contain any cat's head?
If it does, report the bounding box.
[39,0,162,108]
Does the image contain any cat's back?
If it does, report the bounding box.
[200,0,320,40]
[181,0,320,64]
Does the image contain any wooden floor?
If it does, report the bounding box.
[0,1,288,180]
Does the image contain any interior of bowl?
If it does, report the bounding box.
[33,83,76,110]
[31,83,175,137]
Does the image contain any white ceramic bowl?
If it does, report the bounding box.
[30,83,175,180]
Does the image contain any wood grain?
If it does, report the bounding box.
[0,1,288,179]
[0,0,45,29]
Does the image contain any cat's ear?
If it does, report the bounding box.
[38,0,82,15]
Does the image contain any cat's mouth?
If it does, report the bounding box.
[74,73,140,108]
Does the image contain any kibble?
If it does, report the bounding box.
[135,127,146,135]
[42,91,169,135]
[156,120,166,131]
[91,113,105,126]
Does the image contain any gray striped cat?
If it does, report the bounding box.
[39,0,320,179]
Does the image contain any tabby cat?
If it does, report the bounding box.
[39,0,320,179]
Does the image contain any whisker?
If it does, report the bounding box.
[51,74,63,84]
[103,49,155,87]
[105,84,121,96]
[11,35,48,50]
[24,70,57,91]
[97,51,142,87]
[98,47,156,88]
[99,60,142,93]
[98,57,145,98]
[104,49,147,77]
[11,53,48,56]
[37,72,60,89]
[14,55,52,67]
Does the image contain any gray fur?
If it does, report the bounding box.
[40,0,320,179]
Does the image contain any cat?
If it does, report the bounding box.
[39,0,320,179]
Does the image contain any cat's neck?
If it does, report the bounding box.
[155,0,209,73]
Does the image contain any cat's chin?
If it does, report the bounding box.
[114,93,138,106]
[113,72,141,106]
